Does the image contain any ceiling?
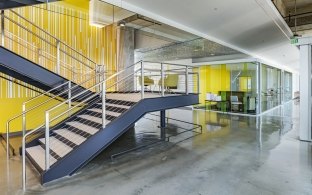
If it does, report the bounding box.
[123,14,247,62]
[274,0,312,36]
[282,0,312,9]
[103,0,300,72]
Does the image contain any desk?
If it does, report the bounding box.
[205,100,228,112]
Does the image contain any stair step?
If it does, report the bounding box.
[88,108,121,117]
[106,98,136,106]
[66,121,99,135]
[26,145,57,171]
[78,114,110,125]
[98,103,131,109]
[39,137,73,158]
[54,129,87,145]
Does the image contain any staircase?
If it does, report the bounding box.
[26,96,136,172]
[21,61,200,188]
[0,9,99,97]
[0,4,201,190]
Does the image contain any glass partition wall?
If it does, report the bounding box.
[283,71,293,102]
[198,61,292,115]
[200,62,259,114]
[261,64,282,112]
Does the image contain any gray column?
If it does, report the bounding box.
[299,44,312,141]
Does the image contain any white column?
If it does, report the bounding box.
[299,44,312,141]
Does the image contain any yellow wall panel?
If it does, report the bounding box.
[1,2,117,133]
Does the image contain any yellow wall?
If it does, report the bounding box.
[1,2,117,133]
[199,65,231,105]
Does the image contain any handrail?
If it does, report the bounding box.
[4,30,80,72]
[143,60,199,68]
[24,82,69,105]
[6,67,104,157]
[8,10,97,66]
[5,81,69,157]
[47,69,140,116]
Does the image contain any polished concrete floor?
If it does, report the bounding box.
[1,101,311,195]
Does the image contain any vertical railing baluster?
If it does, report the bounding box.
[56,40,60,74]
[1,10,4,47]
[22,103,26,137]
[6,122,9,158]
[102,81,106,128]
[141,62,144,99]
[22,136,26,191]
[68,81,71,116]
[185,65,189,94]
[45,111,50,170]
[161,63,164,97]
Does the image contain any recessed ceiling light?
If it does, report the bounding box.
[210,53,215,56]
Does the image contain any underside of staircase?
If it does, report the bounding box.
[0,0,59,10]
[0,46,91,100]
[24,92,199,184]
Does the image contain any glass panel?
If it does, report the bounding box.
[284,71,292,102]
[261,64,282,112]
[228,62,257,114]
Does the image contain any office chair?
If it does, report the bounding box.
[230,96,242,112]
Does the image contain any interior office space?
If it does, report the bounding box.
[0,0,311,194]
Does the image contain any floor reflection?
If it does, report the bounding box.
[0,101,311,195]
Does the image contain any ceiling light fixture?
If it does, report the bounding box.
[118,20,126,27]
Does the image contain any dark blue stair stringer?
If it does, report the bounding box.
[41,94,199,184]
[0,46,92,100]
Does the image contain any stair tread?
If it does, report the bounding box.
[88,108,121,117]
[78,114,110,124]
[26,145,57,171]
[99,103,131,109]
[66,121,99,135]
[39,137,73,158]
[54,129,87,145]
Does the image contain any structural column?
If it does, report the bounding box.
[298,38,312,141]
[160,110,166,140]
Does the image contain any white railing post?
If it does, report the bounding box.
[22,103,26,137]
[56,40,60,74]
[22,136,26,191]
[68,81,71,116]
[141,61,144,99]
[6,122,9,158]
[102,81,106,128]
[185,65,189,94]
[1,10,4,47]
[197,72,200,94]
[161,63,165,97]
[45,111,50,170]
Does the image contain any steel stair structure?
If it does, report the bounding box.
[21,61,200,190]
[0,0,58,10]
[0,9,100,98]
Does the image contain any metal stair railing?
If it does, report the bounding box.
[6,67,106,159]
[5,81,69,158]
[21,61,199,191]
[0,9,99,88]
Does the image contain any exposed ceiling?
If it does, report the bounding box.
[272,0,312,36]
[282,0,312,9]
[103,0,299,72]
[123,14,247,62]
